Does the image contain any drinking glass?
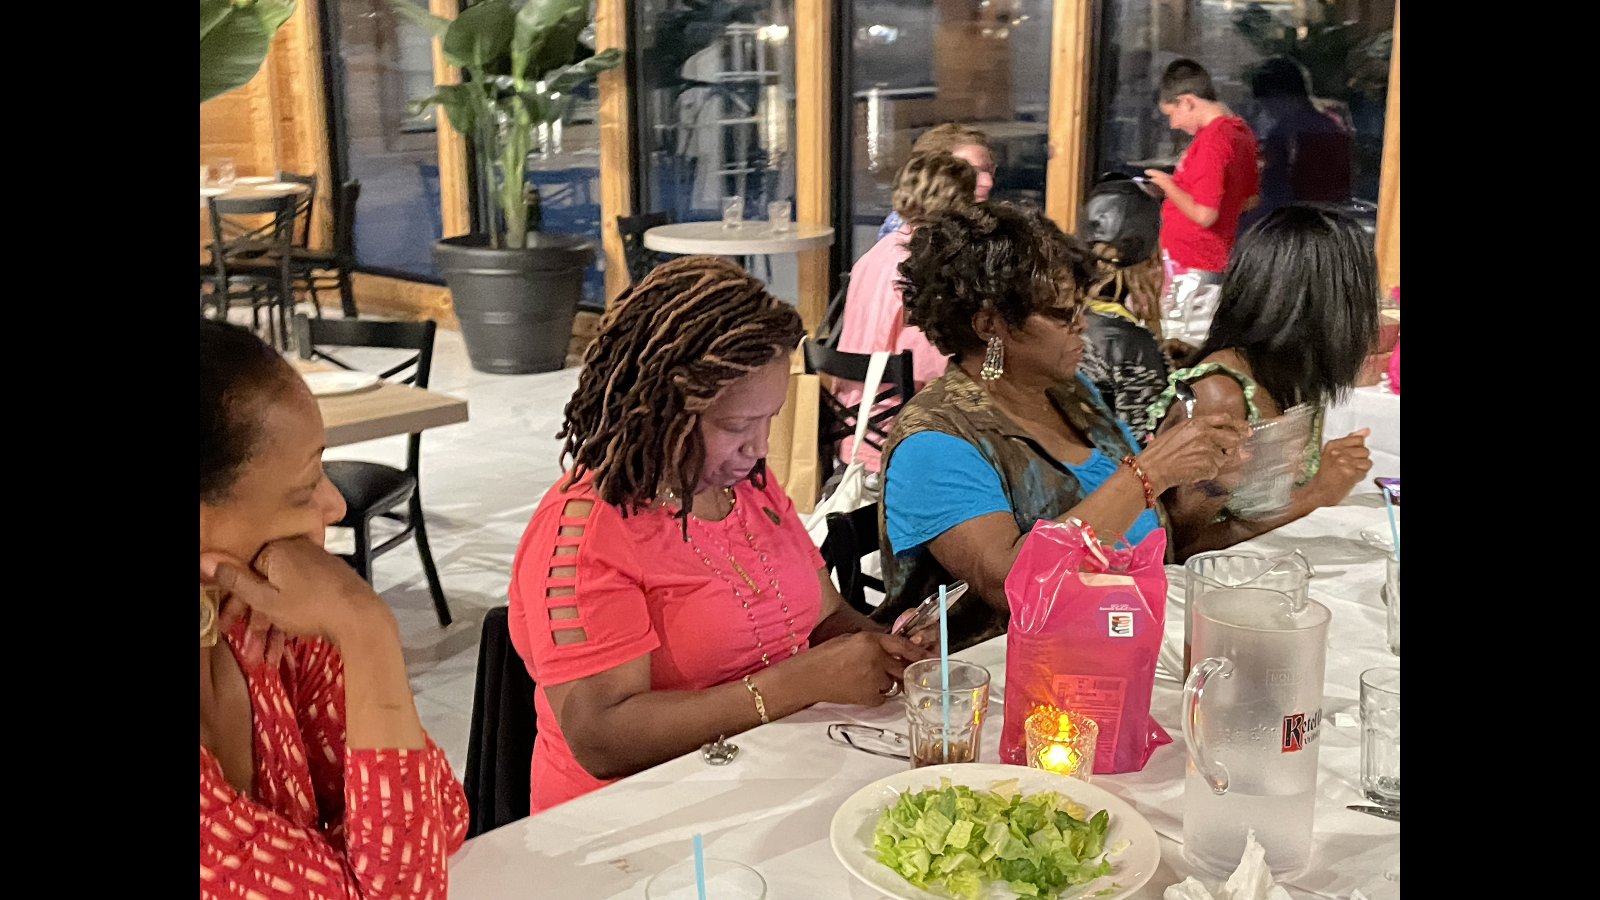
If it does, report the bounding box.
[1360,667,1400,811]
[721,195,744,228]
[766,200,791,232]
[645,858,765,900]
[1023,706,1097,781]
[200,164,210,189]
[1385,555,1399,656]
[904,658,990,767]
[208,157,236,188]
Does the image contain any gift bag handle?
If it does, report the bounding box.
[845,351,890,466]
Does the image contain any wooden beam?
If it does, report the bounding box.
[430,0,472,239]
[795,0,831,334]
[1045,0,1093,234]
[1375,0,1400,294]
[268,0,335,249]
[597,0,632,303]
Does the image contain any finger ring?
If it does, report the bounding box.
[882,683,902,698]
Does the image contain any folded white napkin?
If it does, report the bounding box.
[1163,830,1292,900]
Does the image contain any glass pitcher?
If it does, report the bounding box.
[1181,587,1331,877]
[1183,550,1314,679]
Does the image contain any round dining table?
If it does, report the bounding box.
[199,176,309,208]
[642,221,834,257]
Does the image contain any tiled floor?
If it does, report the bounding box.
[313,322,582,778]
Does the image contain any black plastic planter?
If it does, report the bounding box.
[433,233,596,374]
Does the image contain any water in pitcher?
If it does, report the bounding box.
[1183,762,1317,875]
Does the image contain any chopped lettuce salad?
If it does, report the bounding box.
[871,778,1120,900]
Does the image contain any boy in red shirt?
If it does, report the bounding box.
[1145,59,1259,346]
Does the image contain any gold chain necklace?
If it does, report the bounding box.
[683,487,799,668]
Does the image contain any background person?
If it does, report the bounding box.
[506,256,931,813]
[1237,55,1353,235]
[876,123,994,241]
[199,319,467,900]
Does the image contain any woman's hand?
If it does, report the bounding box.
[201,537,392,655]
[1139,413,1250,492]
[1304,429,1372,508]
[796,632,932,707]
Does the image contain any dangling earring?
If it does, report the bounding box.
[980,335,1005,381]
[200,585,219,648]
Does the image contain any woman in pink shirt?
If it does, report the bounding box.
[836,152,979,468]
[506,256,932,813]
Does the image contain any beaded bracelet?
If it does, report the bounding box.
[1120,455,1157,509]
[743,675,770,724]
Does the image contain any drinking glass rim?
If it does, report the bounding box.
[645,857,766,900]
[904,658,991,690]
[1360,666,1400,695]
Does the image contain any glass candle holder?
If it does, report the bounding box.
[1024,706,1098,781]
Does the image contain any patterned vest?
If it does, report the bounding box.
[871,365,1171,651]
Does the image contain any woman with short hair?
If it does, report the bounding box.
[870,204,1248,650]
[507,256,930,813]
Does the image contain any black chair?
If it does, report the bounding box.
[275,170,318,249]
[463,607,538,838]
[616,210,675,284]
[813,272,851,348]
[281,180,361,319]
[801,339,917,487]
[205,194,298,348]
[293,313,452,626]
[820,503,885,615]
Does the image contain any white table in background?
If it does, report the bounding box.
[1323,384,1400,487]
[642,221,834,257]
[447,498,1399,900]
[199,178,310,209]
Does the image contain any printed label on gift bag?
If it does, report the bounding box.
[1107,611,1134,637]
[1281,709,1322,752]
[1052,675,1126,761]
[1099,591,1142,639]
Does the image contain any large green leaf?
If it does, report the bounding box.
[542,47,623,96]
[200,0,297,104]
[419,82,490,136]
[200,0,234,42]
[511,0,587,83]
[442,0,515,73]
[389,0,452,39]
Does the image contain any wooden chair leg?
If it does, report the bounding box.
[409,491,452,627]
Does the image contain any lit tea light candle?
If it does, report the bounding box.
[1024,706,1099,781]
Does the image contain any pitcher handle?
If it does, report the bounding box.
[1183,656,1233,795]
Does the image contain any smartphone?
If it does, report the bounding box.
[893,581,969,637]
[1374,477,1399,505]
[1130,175,1150,183]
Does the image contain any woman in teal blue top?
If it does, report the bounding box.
[870,204,1249,650]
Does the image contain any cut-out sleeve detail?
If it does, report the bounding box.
[506,479,661,689]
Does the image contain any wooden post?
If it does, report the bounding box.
[1375,1,1400,294]
[430,0,472,239]
[597,0,632,303]
[267,0,336,249]
[795,0,831,333]
[1045,0,1093,234]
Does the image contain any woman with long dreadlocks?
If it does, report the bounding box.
[506,256,932,813]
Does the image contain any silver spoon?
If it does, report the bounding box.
[1347,804,1400,822]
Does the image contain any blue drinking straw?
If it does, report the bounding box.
[1382,486,1400,562]
[939,583,950,760]
[692,833,707,900]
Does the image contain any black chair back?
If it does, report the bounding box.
[617,211,675,284]
[294,314,436,474]
[814,272,851,348]
[208,193,298,260]
[276,171,318,248]
[331,179,362,264]
[463,607,538,838]
[820,503,885,615]
[801,339,916,485]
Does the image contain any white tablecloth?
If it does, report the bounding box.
[448,498,1400,900]
[1323,386,1400,490]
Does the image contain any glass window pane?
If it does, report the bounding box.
[326,0,444,279]
[1092,0,1393,229]
[528,78,609,309]
[845,0,1054,264]
[631,1,799,303]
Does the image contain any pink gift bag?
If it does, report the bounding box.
[999,520,1171,774]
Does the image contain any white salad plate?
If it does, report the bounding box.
[830,763,1160,900]
[234,176,275,184]
[302,371,380,397]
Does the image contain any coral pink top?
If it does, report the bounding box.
[835,227,950,470]
[199,626,468,900]
[507,471,826,813]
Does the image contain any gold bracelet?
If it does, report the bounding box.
[742,675,770,724]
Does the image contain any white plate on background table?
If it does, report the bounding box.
[830,763,1160,900]
[302,371,379,397]
[234,176,274,184]
[258,182,307,192]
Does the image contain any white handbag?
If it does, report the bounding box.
[802,351,890,565]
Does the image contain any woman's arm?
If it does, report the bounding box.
[543,628,928,781]
[808,567,888,645]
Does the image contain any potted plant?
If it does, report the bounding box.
[398,0,622,374]
[201,0,297,103]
